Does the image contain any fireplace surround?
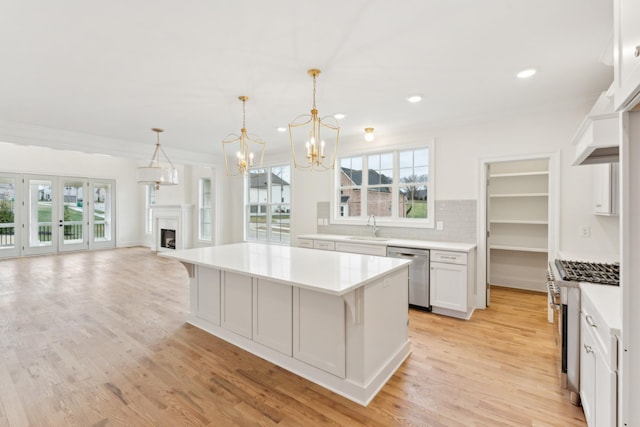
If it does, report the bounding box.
[151,204,193,252]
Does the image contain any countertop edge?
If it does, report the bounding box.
[297,233,477,252]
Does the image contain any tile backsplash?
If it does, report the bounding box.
[316,200,477,243]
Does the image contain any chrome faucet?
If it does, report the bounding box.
[367,215,378,237]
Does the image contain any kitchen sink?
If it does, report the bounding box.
[346,236,390,242]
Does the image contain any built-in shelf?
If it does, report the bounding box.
[488,158,550,292]
[489,193,549,198]
[490,245,548,253]
[489,171,549,178]
[489,219,548,225]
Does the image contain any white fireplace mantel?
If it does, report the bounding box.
[151,204,193,252]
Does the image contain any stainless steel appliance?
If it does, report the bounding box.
[547,259,620,405]
[386,246,430,311]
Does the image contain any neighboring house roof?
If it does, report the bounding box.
[249,172,289,187]
[340,167,392,192]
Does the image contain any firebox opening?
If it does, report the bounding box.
[161,228,176,249]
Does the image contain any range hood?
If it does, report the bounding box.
[572,88,620,165]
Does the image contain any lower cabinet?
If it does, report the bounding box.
[430,251,468,312]
[195,267,221,325]
[221,271,253,339]
[292,287,346,378]
[580,312,617,427]
[253,279,293,356]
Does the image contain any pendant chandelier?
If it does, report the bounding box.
[222,96,266,176]
[137,128,178,190]
[288,69,340,171]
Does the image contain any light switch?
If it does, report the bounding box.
[436,221,444,231]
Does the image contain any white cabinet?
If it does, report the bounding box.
[220,271,253,339]
[293,287,346,378]
[252,278,292,356]
[429,249,474,320]
[613,0,640,111]
[580,286,619,427]
[593,163,619,216]
[195,267,221,325]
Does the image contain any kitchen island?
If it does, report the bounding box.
[159,242,411,406]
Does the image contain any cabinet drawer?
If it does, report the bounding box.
[581,293,617,369]
[431,250,467,265]
[313,240,335,251]
[298,238,313,248]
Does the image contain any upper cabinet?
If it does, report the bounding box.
[613,0,640,111]
[593,163,619,216]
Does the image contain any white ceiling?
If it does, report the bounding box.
[0,1,614,163]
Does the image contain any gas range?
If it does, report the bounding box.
[554,259,620,286]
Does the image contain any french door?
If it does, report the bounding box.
[0,173,21,257]
[0,174,115,258]
[59,178,89,252]
[23,175,58,256]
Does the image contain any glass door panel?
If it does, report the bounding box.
[0,173,20,257]
[59,179,88,252]
[91,180,115,249]
[23,176,57,256]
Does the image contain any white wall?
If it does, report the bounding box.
[0,141,142,247]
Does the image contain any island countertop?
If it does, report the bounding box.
[159,242,410,296]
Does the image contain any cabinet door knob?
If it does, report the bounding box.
[635,45,640,58]
[586,315,597,328]
[584,344,593,354]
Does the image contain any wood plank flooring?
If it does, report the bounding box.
[0,247,586,426]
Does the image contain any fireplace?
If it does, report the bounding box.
[160,229,176,249]
[151,204,193,252]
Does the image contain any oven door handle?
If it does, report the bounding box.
[547,281,560,308]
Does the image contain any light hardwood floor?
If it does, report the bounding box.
[0,247,586,426]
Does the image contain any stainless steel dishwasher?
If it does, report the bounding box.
[386,246,431,311]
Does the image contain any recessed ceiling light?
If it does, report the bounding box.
[333,113,346,120]
[517,68,537,79]
[407,95,422,103]
[276,127,287,132]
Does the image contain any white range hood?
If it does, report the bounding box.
[572,88,620,165]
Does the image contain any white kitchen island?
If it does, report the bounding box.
[159,242,412,406]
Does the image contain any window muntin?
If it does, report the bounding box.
[246,165,291,244]
[335,146,433,226]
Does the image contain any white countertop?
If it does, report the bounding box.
[298,233,476,253]
[159,242,411,296]
[580,283,622,335]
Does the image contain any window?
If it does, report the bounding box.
[145,184,156,234]
[334,144,434,227]
[199,178,212,241]
[246,165,291,244]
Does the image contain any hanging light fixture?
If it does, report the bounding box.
[222,96,266,176]
[137,128,179,190]
[364,127,375,142]
[288,68,340,171]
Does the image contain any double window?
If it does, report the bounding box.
[246,165,291,244]
[335,145,434,227]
